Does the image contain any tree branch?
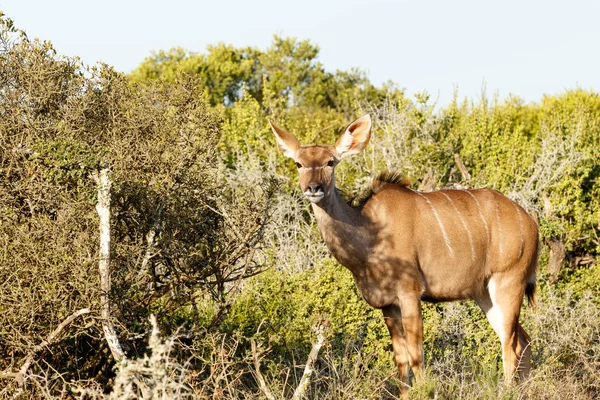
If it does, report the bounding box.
[453,153,471,183]
[207,246,257,332]
[138,203,164,279]
[418,167,437,192]
[12,308,91,386]
[292,319,328,400]
[251,339,275,400]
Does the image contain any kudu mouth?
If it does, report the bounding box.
[304,183,325,203]
[304,190,325,203]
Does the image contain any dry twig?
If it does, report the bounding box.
[453,153,471,183]
[9,308,91,386]
[251,339,276,400]
[292,318,328,400]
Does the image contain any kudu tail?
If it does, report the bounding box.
[525,241,540,308]
[525,279,537,308]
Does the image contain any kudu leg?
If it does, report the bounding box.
[515,322,532,381]
[398,296,424,381]
[382,305,410,395]
[499,325,532,384]
[477,277,532,384]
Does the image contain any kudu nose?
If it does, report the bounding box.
[308,183,322,194]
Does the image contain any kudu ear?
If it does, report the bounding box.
[335,114,371,159]
[269,120,301,159]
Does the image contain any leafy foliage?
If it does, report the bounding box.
[131,35,403,115]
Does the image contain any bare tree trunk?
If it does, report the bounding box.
[94,168,126,362]
[547,238,565,283]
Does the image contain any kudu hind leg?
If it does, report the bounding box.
[479,277,530,384]
[383,305,410,395]
[515,322,532,380]
[499,325,532,384]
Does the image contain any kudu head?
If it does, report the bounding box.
[270,115,372,204]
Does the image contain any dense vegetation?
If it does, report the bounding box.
[0,11,598,399]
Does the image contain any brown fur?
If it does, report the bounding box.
[270,115,539,397]
[350,171,411,207]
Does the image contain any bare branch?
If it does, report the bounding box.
[509,124,587,214]
[292,319,328,400]
[207,246,257,332]
[453,153,471,183]
[250,339,275,400]
[138,204,164,278]
[14,308,90,386]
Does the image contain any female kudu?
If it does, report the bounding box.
[271,115,538,396]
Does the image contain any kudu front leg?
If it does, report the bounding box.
[398,295,424,380]
[383,305,410,395]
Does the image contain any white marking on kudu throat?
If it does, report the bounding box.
[415,191,454,257]
[440,192,475,262]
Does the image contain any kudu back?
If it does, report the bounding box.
[271,114,538,396]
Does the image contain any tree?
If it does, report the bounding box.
[130,35,405,115]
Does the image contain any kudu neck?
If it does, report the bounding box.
[311,187,359,223]
[310,185,369,274]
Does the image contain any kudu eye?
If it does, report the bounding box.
[295,162,302,169]
[327,160,334,167]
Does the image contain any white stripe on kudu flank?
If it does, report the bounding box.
[415,191,455,257]
[494,199,504,254]
[466,191,490,243]
[441,192,476,262]
[512,202,525,259]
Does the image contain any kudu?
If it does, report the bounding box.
[270,115,539,395]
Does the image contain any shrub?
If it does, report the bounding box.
[0,14,275,396]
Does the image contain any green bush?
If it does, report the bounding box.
[225,259,391,363]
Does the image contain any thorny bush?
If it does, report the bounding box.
[0,13,276,397]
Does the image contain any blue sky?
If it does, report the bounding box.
[1,0,599,106]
